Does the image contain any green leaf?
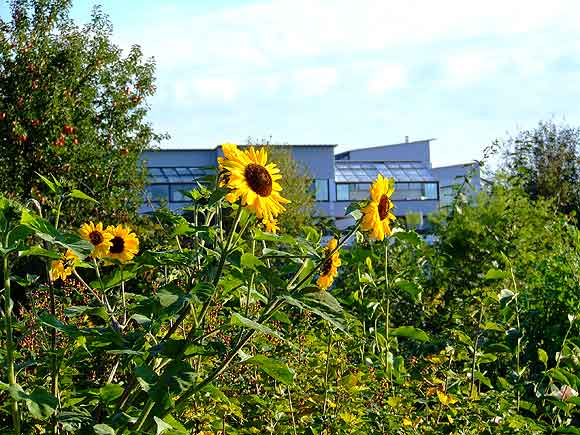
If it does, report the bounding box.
[484,268,508,280]
[20,209,92,258]
[282,291,346,331]
[93,424,115,435]
[246,355,295,385]
[69,189,98,203]
[19,246,61,259]
[390,326,430,342]
[99,384,124,403]
[90,268,137,291]
[25,388,58,420]
[65,306,109,321]
[154,416,173,435]
[394,279,422,303]
[240,252,265,270]
[538,348,548,368]
[230,313,283,340]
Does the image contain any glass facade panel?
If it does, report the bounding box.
[145,184,169,202]
[422,182,438,200]
[314,179,329,201]
[171,184,197,202]
[336,184,349,201]
[337,182,438,201]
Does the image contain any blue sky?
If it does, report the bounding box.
[58,1,580,165]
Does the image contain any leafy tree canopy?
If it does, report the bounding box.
[0,0,166,227]
[500,120,580,216]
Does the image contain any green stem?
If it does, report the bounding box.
[133,398,154,432]
[4,255,21,434]
[322,326,333,416]
[384,240,393,390]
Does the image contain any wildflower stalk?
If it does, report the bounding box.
[145,221,362,430]
[384,239,393,391]
[322,326,333,416]
[3,254,21,434]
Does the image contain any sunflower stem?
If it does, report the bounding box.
[4,254,21,434]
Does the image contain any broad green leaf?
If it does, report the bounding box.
[390,326,430,342]
[90,268,137,291]
[394,279,422,303]
[538,348,548,368]
[154,416,173,435]
[246,355,294,385]
[282,291,346,331]
[18,246,60,259]
[25,388,58,420]
[240,252,265,270]
[93,424,115,435]
[230,313,283,340]
[99,384,124,403]
[484,268,508,280]
[20,209,92,258]
[69,189,98,203]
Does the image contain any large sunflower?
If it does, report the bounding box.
[317,238,341,290]
[106,224,139,263]
[361,174,396,241]
[50,249,78,282]
[219,144,290,221]
[80,221,113,258]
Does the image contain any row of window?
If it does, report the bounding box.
[145,180,439,204]
[335,182,438,201]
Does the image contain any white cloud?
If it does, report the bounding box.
[173,77,239,102]
[444,52,500,87]
[368,65,406,95]
[292,67,338,97]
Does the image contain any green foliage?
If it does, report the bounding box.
[501,119,580,216]
[0,0,166,226]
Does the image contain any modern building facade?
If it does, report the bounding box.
[141,139,480,229]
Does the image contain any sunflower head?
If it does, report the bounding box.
[80,221,113,258]
[218,143,290,222]
[106,224,139,263]
[316,238,341,290]
[50,249,78,282]
[360,174,396,241]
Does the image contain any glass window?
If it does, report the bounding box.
[336,184,349,201]
[145,184,169,202]
[422,182,438,200]
[171,184,197,202]
[314,179,329,201]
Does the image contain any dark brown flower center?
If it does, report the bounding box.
[89,230,103,246]
[321,257,333,276]
[378,194,390,221]
[110,236,125,254]
[245,163,273,197]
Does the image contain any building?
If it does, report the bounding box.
[140,139,480,229]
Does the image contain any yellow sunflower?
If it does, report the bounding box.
[79,221,113,258]
[219,143,290,221]
[361,174,396,241]
[262,217,280,234]
[106,224,139,263]
[50,249,78,282]
[317,238,341,290]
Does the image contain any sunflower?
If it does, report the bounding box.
[50,249,78,282]
[219,143,290,221]
[317,238,341,290]
[79,221,113,258]
[106,224,139,263]
[262,217,280,234]
[361,174,396,241]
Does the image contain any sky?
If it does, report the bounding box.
[20,1,580,166]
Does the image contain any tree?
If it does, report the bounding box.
[500,120,580,216]
[0,0,165,226]
[247,137,316,234]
